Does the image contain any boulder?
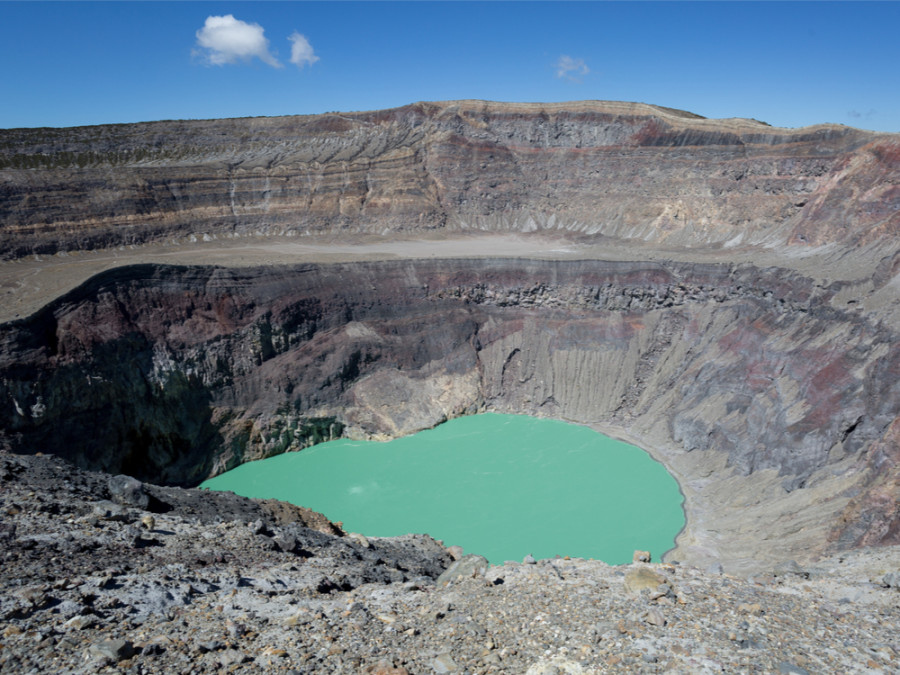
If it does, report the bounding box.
[624,566,667,594]
[436,554,489,587]
[108,475,149,509]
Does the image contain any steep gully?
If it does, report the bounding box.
[1,100,900,574]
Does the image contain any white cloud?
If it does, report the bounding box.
[195,15,281,68]
[289,32,319,68]
[555,55,589,82]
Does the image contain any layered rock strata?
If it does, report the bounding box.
[1,258,898,572]
[2,99,900,574]
[2,100,898,258]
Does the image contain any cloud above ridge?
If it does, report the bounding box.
[195,15,281,68]
[555,55,589,82]
[289,32,319,68]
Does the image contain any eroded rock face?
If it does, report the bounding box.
[1,258,898,571]
[2,100,898,258]
[2,100,900,573]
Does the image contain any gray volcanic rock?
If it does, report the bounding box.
[1,100,898,258]
[1,100,900,574]
[0,450,451,588]
[108,474,149,509]
[436,554,490,587]
[2,449,899,674]
[0,257,898,571]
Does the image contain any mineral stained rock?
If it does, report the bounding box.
[0,257,898,572]
[1,100,898,257]
[1,100,900,575]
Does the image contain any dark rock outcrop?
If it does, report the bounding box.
[1,258,898,570]
[2,100,900,573]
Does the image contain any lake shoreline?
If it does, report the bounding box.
[203,413,685,565]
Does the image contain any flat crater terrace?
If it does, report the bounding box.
[201,413,685,564]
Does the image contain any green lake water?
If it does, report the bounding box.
[201,413,684,565]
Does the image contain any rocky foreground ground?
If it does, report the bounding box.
[1,450,898,675]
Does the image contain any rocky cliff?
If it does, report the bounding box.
[2,100,898,258]
[2,100,900,574]
[1,257,898,572]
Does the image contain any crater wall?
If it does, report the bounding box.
[1,259,898,572]
[3,100,900,574]
[2,100,898,258]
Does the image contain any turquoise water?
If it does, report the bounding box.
[201,413,684,564]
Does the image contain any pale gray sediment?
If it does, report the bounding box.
[582,419,858,576]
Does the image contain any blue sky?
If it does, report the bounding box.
[1,1,899,132]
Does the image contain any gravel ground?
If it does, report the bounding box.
[1,449,898,674]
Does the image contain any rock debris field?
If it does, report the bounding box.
[1,449,898,675]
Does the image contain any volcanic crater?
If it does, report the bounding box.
[2,100,900,574]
